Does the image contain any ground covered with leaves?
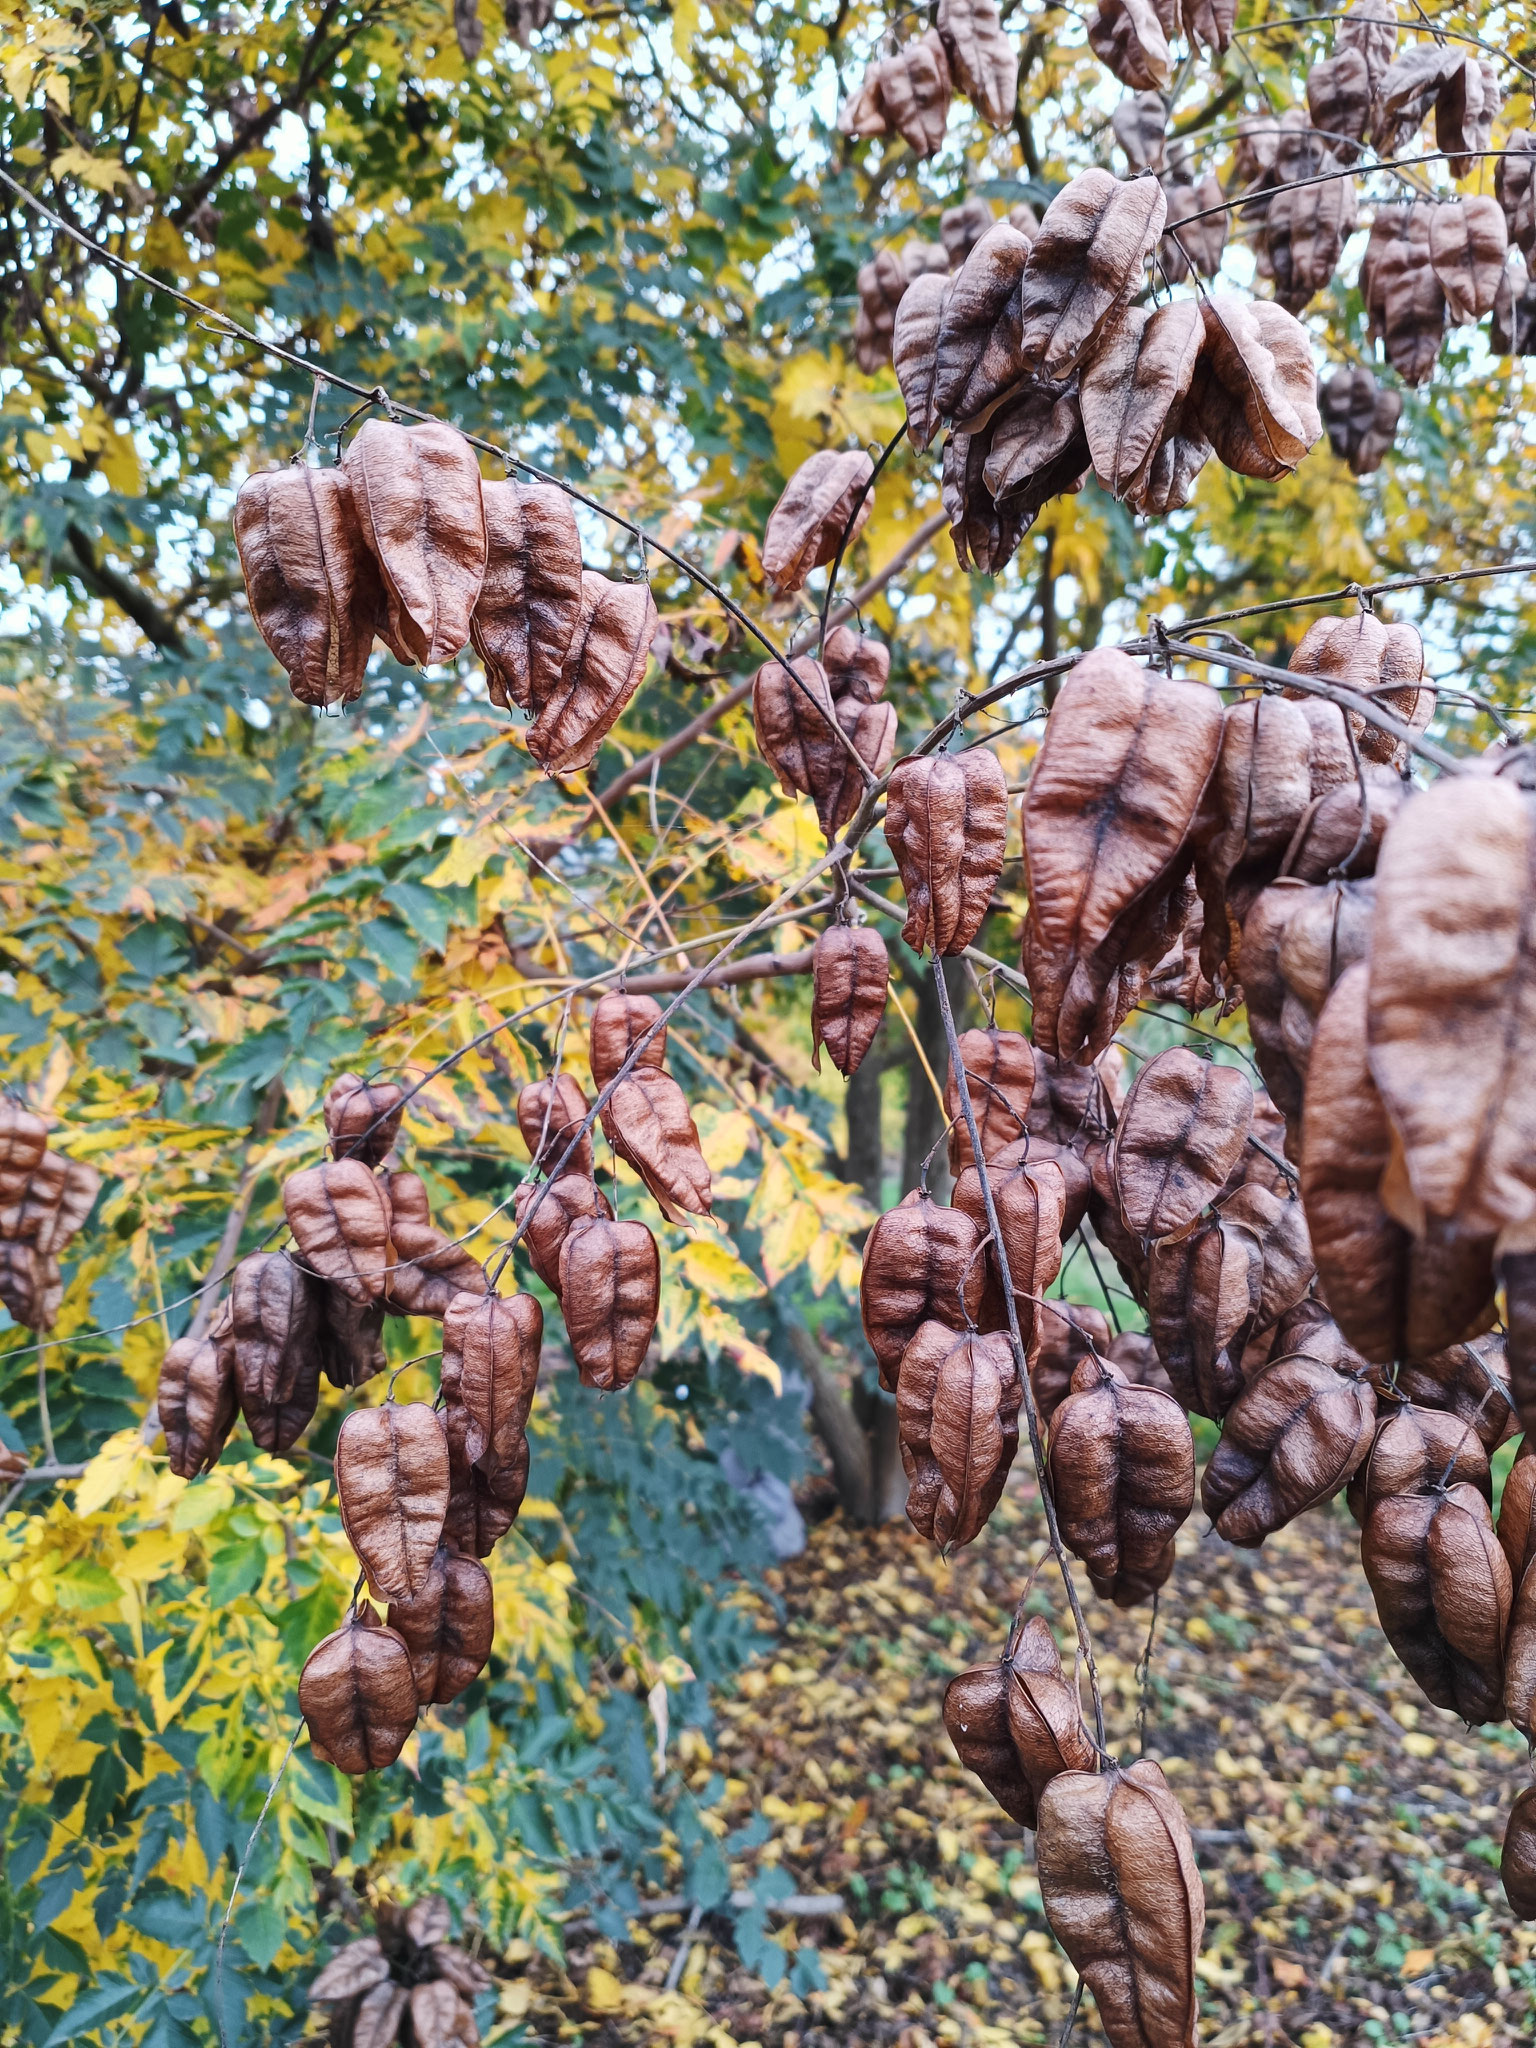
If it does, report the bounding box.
[511,1468,1536,2048]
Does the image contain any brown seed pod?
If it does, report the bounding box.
[335,1402,451,1598]
[517,1074,593,1178]
[0,1151,101,1259]
[386,1545,495,1705]
[226,1251,323,1454]
[1361,203,1445,386]
[443,1399,524,1555]
[1016,169,1168,382]
[1032,1301,1114,1425]
[941,196,999,268]
[233,465,383,707]
[1027,1045,1122,1144]
[526,572,657,775]
[382,1170,486,1320]
[600,1072,713,1224]
[896,1323,1021,1547]
[1049,1356,1195,1604]
[409,1981,477,2048]
[1202,1350,1375,1546]
[860,1189,990,1390]
[1510,1562,1536,1741]
[469,479,584,712]
[284,1160,393,1306]
[1346,1402,1490,1525]
[1271,878,1375,1083]
[1427,195,1508,324]
[1503,1786,1536,1919]
[1190,296,1321,479]
[441,1291,541,1477]
[1498,1436,1536,1583]
[308,1936,391,2003]
[0,1099,49,1206]
[875,30,954,158]
[1159,175,1227,285]
[936,0,1017,126]
[1320,366,1402,476]
[1192,694,1314,987]
[1148,1211,1263,1420]
[1112,92,1167,173]
[159,1331,239,1478]
[1306,47,1371,161]
[343,420,488,667]
[513,1175,613,1297]
[944,1615,1095,1827]
[1220,1181,1316,1332]
[559,1215,661,1390]
[318,1291,389,1390]
[1498,131,1536,256]
[893,272,953,452]
[324,1072,406,1168]
[1371,42,1463,153]
[589,990,668,1089]
[1435,53,1501,181]
[1121,391,1213,515]
[931,221,1036,427]
[981,377,1087,500]
[1336,0,1398,93]
[951,1146,1066,1352]
[0,1243,62,1333]
[822,623,891,704]
[1036,1759,1204,2048]
[1113,1049,1254,1241]
[1105,1327,1176,1400]
[1079,298,1204,502]
[1087,0,1172,93]
[334,1976,407,2048]
[884,749,1009,957]
[853,241,950,375]
[1361,1480,1510,1723]
[299,1614,418,1775]
[1262,151,1359,312]
[761,450,876,594]
[1185,0,1234,54]
[810,924,889,1077]
[943,1026,1036,1169]
[1392,1337,1517,1453]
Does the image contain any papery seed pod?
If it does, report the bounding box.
[526,572,657,775]
[1503,1786,1536,1919]
[0,1243,62,1333]
[324,1071,406,1168]
[943,1026,1035,1169]
[1049,1356,1194,1604]
[1192,694,1314,986]
[410,1981,477,2048]
[336,1402,451,1598]
[1106,1327,1176,1399]
[443,1400,523,1555]
[1087,0,1172,93]
[1283,765,1406,883]
[810,924,889,1077]
[1220,1181,1315,1331]
[600,1071,713,1223]
[1337,0,1397,93]
[1158,173,1226,285]
[589,990,668,1090]
[1112,91,1167,173]
[931,221,1036,426]
[517,1074,593,1177]
[951,1147,1066,1352]
[1392,1336,1517,1453]
[1262,151,1358,312]
[1113,1048,1253,1240]
[1184,0,1232,54]
[441,1291,541,1477]
[308,1936,391,2003]
[343,420,488,667]
[1079,299,1204,502]
[853,241,951,374]
[1361,1480,1510,1723]
[8,1152,100,1260]
[815,695,898,838]
[1372,42,1462,153]
[1032,1301,1114,1425]
[1362,204,1445,385]
[838,63,889,139]
[300,1614,418,1775]
[893,272,953,452]
[761,450,876,595]
[936,0,1016,126]
[1027,1045,1121,1144]
[1191,296,1321,479]
[941,196,998,268]
[1346,1402,1489,1525]
[383,1170,487,1319]
[1306,47,1371,162]
[469,479,584,712]
[876,30,955,158]
[1497,1438,1536,1583]
[1120,394,1212,515]
[944,413,1087,575]
[558,1215,661,1391]
[318,1291,389,1390]
[1202,1350,1375,1545]
[1016,170,1168,381]
[0,1098,49,1206]
[897,1323,1020,1547]
[1319,365,1401,476]
[386,1545,495,1705]
[430,1943,494,2000]
[822,623,891,704]
[233,465,384,707]
[944,1615,1095,1827]
[1497,132,1536,256]
[884,749,1008,957]
[860,1189,990,1390]
[1435,53,1500,181]
[227,1251,323,1454]
[980,378,1086,501]
[513,1176,613,1297]
[1492,249,1536,354]
[340,1978,408,2048]
[1148,1212,1263,1419]
[1036,1760,1203,2048]
[1273,879,1374,1080]
[1427,195,1508,324]
[753,654,885,831]
[284,1161,393,1305]
[159,1331,238,1478]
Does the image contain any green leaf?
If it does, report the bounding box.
[41,1974,139,2045]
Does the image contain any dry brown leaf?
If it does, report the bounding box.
[336,1401,451,1598]
[558,1215,661,1391]
[234,465,383,706]
[810,924,889,1077]
[343,420,488,667]
[884,748,1009,956]
[300,1614,418,1775]
[526,572,657,774]
[470,479,584,712]
[308,1937,391,2004]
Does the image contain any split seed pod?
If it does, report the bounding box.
[1015,169,1168,382]
[761,450,876,595]
[227,1251,323,1454]
[517,1074,593,1177]
[387,1546,496,1705]
[943,1615,1095,1827]
[1201,1350,1376,1545]
[234,466,383,706]
[1049,1356,1195,1604]
[589,990,667,1089]
[383,1170,487,1319]
[931,221,1036,427]
[559,1216,661,1391]
[1504,1787,1536,1919]
[943,1026,1035,1170]
[810,924,889,1077]
[600,1072,713,1223]
[526,572,657,775]
[884,748,1009,956]
[860,1189,990,1390]
[1113,1048,1253,1240]
[951,1146,1066,1354]
[324,1072,406,1168]
[469,479,584,712]
[343,420,488,667]
[1191,296,1321,480]
[513,1176,613,1297]
[335,1402,451,1598]
[158,1331,238,1478]
[1360,1480,1510,1723]
[284,1161,393,1306]
[299,1614,418,1775]
[1346,1402,1489,1525]
[896,1323,1020,1548]
[440,1291,542,1480]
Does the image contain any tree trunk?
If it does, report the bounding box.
[842,1028,888,1211]
[782,1320,875,1524]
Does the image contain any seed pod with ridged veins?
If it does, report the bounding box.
[1428,195,1508,325]
[893,272,952,452]
[3,1151,99,1261]
[1502,1556,1536,1741]
[1111,90,1167,174]
[1191,296,1321,480]
[943,1026,1035,1172]
[1272,879,1375,1084]
[336,1402,451,1598]
[860,1189,991,1390]
[441,1291,541,1478]
[761,450,875,595]
[336,1978,406,2048]
[527,573,657,775]
[1497,1437,1536,1584]
[443,1400,523,1555]
[982,377,1087,501]
[752,655,837,799]
[0,1099,49,1206]
[226,1252,322,1454]
[1346,1401,1489,1525]
[1016,169,1168,382]
[589,990,667,1089]
[323,1072,406,1169]
[1436,54,1500,182]
[233,465,383,707]
[1036,1759,1203,2048]
[951,1146,1065,1353]
[1262,153,1359,313]
[1049,1356,1194,1604]
[514,1176,613,1297]
[1202,1350,1375,1546]
[0,1243,61,1333]
[343,420,487,667]
[469,479,583,712]
[1391,1336,1517,1453]
[942,195,1000,267]
[822,623,891,704]
[159,1330,238,1478]
[1026,1135,1093,1242]
[299,1614,418,1775]
[1027,1045,1122,1144]
[1148,1211,1263,1420]
[601,1072,712,1224]
[1306,48,1371,161]
[1337,0,1397,93]
[1159,173,1227,286]
[410,1980,477,2048]
[1320,365,1402,476]
[1192,694,1313,986]
[936,0,1017,127]
[1087,0,1171,94]
[1362,203,1445,385]
[874,30,954,159]
[382,1170,486,1320]
[1113,1048,1253,1241]
[810,924,889,1077]
[1219,1181,1315,1332]
[897,1323,1020,1548]
[284,1161,393,1306]
[1504,1787,1536,1918]
[318,1291,388,1389]
[1080,299,1204,502]
[944,1615,1095,1827]
[517,1074,593,1178]
[1361,1480,1510,1723]
[559,1216,661,1391]
[884,749,1008,957]
[853,240,950,375]
[1106,1327,1176,1400]
[931,221,1035,427]
[1032,1301,1114,1426]
[386,1545,495,1705]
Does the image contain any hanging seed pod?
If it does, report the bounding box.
[0,1243,62,1333]
[941,196,999,267]
[981,377,1087,500]
[1158,172,1226,284]
[1049,1356,1195,1604]
[517,1074,593,1178]
[1511,1566,1536,1742]
[559,1215,661,1391]
[284,1161,393,1306]
[761,450,876,594]
[1497,1436,1536,1584]
[1262,154,1359,313]
[589,989,668,1089]
[822,623,891,704]
[1492,249,1536,354]
[5,1152,100,1259]
[443,1399,524,1555]
[227,1251,323,1454]
[1371,43,1462,153]
[1504,1787,1536,1919]
[753,655,836,798]
[410,1981,477,2048]
[1393,1337,1517,1453]
[944,1615,1095,1827]
[931,221,1036,426]
[943,1026,1036,1170]
[343,419,488,667]
[1220,1182,1315,1332]
[1016,169,1168,382]
[324,1072,406,1168]
[1346,1401,1489,1525]
[318,1291,389,1390]
[1337,0,1398,92]
[440,1291,541,1478]
[513,1175,613,1297]
[1362,203,1445,386]
[1498,132,1536,255]
[526,573,657,775]
[1087,0,1172,94]
[878,30,955,158]
[307,1937,392,2003]
[386,1545,495,1705]
[1036,1760,1203,2048]
[299,1613,418,1775]
[1361,1480,1510,1723]
[951,1145,1065,1350]
[1111,91,1167,173]
[600,1071,713,1223]
[884,749,1009,957]
[1079,299,1205,502]
[936,0,1017,126]
[810,924,889,1077]
[1027,1044,1122,1144]
[1193,694,1314,987]
[1032,1301,1114,1425]
[233,465,384,707]
[1202,1350,1375,1545]
[1272,878,1375,1080]
[1106,1327,1176,1400]
[1113,1049,1253,1240]
[1306,48,1371,161]
[1319,365,1402,476]
[1435,53,1501,180]
[893,272,953,452]
[860,1189,990,1390]
[0,1099,49,1206]
[159,1330,238,1478]
[1148,1211,1263,1419]
[383,1170,487,1320]
[335,1402,451,1598]
[853,241,950,375]
[896,1323,1021,1547]
[1428,195,1508,324]
[1191,296,1321,480]
[469,479,584,712]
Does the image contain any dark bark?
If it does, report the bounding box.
[783,1320,874,1524]
[842,1029,888,1211]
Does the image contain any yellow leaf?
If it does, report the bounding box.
[694,1106,753,1172]
[681,1237,762,1302]
[672,0,700,65]
[757,1196,819,1288]
[73,1430,151,1518]
[50,145,131,193]
[696,1304,782,1394]
[583,1967,624,2015]
[424,827,501,888]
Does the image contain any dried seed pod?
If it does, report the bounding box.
[318,1291,388,1389]
[854,240,951,374]
[1306,47,1371,162]
[1087,0,1172,93]
[526,572,656,774]
[600,1071,713,1223]
[1492,249,1536,354]
[1120,391,1212,515]
[336,1402,451,1598]
[1036,1760,1203,2048]
[897,1323,1021,1547]
[558,1215,661,1391]
[940,197,998,268]
[343,420,488,667]
[944,1615,1095,1827]
[1504,1786,1536,1919]
[299,1614,418,1775]
[1033,1301,1114,1425]
[284,1161,393,1306]
[1112,92,1167,174]
[159,1331,238,1478]
[860,1189,990,1390]
[1202,1350,1375,1545]
[810,924,889,1077]
[410,1981,477,2048]
[1158,173,1226,285]
[943,1027,1035,1168]
[1336,0,1397,93]
[1393,1337,1517,1453]
[930,221,1036,427]
[1049,1357,1194,1604]
[342,1979,408,2048]
[513,1175,613,1296]
[324,1072,406,1168]
[0,1243,62,1333]
[876,30,955,158]
[1016,169,1168,381]
[589,990,667,1089]
[1027,1045,1121,1145]
[1282,764,1407,881]
[762,450,876,594]
[469,479,583,711]
[0,1099,48,1207]
[1184,0,1232,54]
[1346,1402,1489,1525]
[1191,296,1321,479]
[981,377,1086,500]
[308,1936,391,2003]
[1497,131,1536,256]
[11,1153,100,1260]
[1113,1049,1254,1240]
[1021,650,1224,1064]
[1262,150,1358,311]
[1362,203,1445,385]
[1274,878,1375,1079]
[1497,1437,1536,1583]
[1148,1211,1263,1419]
[1428,195,1508,324]
[936,0,1017,126]
[227,1252,322,1454]
[233,465,384,707]
[1360,1480,1510,1723]
[517,1074,593,1178]
[443,1399,524,1555]
[884,749,1009,957]
[383,1170,486,1320]
[430,1944,493,1999]
[1193,694,1314,986]
[1372,42,1462,153]
[951,1147,1066,1351]
[893,272,953,452]
[441,1291,541,1478]
[1220,1181,1315,1331]
[387,1545,495,1705]
[1080,299,1204,502]
[822,623,891,704]
[944,411,1088,574]
[1106,1328,1176,1400]
[754,654,884,832]
[1435,53,1500,181]
[1320,365,1401,475]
